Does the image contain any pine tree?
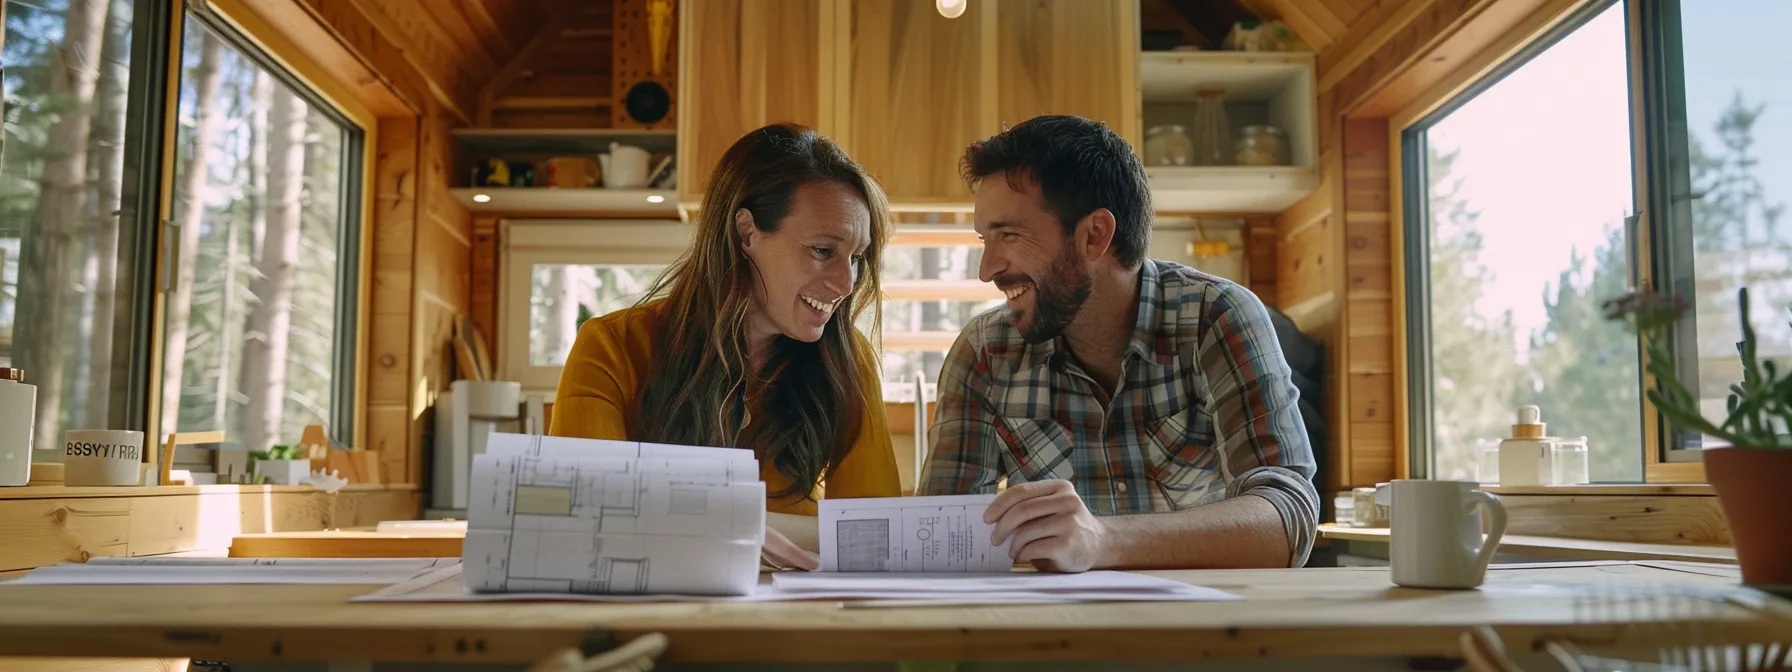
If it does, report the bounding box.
[15,0,109,447]
[1525,226,1643,481]
[1424,145,1525,480]
[80,0,134,428]
[158,29,224,436]
[238,86,308,451]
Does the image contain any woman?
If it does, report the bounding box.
[549,123,900,570]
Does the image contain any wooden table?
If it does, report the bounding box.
[0,562,1787,667]
[1320,525,1739,564]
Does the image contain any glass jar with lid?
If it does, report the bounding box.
[1234,125,1289,166]
[1143,125,1194,166]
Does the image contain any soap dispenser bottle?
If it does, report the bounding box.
[1497,405,1552,486]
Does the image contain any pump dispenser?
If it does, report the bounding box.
[1498,405,1552,486]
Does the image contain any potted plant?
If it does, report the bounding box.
[1605,287,1792,587]
[252,444,311,486]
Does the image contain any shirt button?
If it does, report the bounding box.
[1117,482,1129,493]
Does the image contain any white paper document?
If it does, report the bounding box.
[463,433,766,597]
[9,557,457,585]
[818,494,1011,572]
[354,563,1240,605]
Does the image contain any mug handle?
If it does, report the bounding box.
[1466,491,1508,583]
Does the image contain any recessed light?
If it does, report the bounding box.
[472,193,492,203]
[936,0,966,19]
[646,195,666,204]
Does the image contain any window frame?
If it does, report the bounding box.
[1394,0,1738,484]
[142,0,371,449]
[498,219,694,394]
[1397,0,1653,481]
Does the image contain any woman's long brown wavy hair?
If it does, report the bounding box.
[631,123,889,501]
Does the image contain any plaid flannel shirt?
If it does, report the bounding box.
[917,259,1321,567]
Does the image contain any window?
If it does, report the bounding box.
[1644,0,1792,456]
[877,223,1003,397]
[2,0,155,450]
[500,220,690,392]
[1404,1,1644,482]
[156,12,363,449]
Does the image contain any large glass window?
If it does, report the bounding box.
[1651,0,1792,454]
[158,16,361,451]
[529,263,666,367]
[1405,1,1643,482]
[2,0,140,450]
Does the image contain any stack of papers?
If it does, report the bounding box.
[463,433,766,596]
[353,563,1240,605]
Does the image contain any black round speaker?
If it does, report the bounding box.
[624,81,672,125]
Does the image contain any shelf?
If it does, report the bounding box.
[1147,166,1319,213]
[449,187,678,215]
[452,128,677,155]
[1139,50,1315,102]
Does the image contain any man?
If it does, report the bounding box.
[917,115,1320,572]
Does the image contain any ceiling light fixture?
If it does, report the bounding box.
[472,193,492,203]
[646,194,666,204]
[936,0,966,19]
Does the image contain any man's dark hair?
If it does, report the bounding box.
[960,115,1152,268]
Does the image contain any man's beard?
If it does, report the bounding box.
[997,244,1093,345]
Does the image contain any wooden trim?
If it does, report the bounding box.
[143,0,189,448]
[1334,0,1562,119]
[890,228,979,248]
[883,279,1002,302]
[1316,0,1434,94]
[1494,493,1729,546]
[882,331,959,352]
[1388,0,1583,131]
[1485,484,1715,496]
[1386,119,1408,479]
[1647,460,1707,484]
[206,0,379,128]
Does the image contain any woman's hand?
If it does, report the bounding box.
[761,527,820,571]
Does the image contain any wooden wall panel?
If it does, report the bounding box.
[470,216,500,357]
[0,488,419,572]
[675,0,822,205]
[368,118,419,482]
[1246,217,1278,306]
[994,0,1141,148]
[842,0,986,202]
[1339,117,1395,487]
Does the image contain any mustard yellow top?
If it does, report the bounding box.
[549,299,901,515]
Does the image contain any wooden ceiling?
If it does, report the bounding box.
[1141,0,1376,52]
[386,0,1386,128]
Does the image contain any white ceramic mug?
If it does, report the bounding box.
[64,430,146,486]
[1381,479,1507,589]
[600,143,650,188]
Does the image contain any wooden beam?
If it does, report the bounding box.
[233,0,419,116]
[1249,0,1338,51]
[1316,0,1437,94]
[345,0,481,124]
[457,0,518,60]
[479,17,566,127]
[1331,0,1561,118]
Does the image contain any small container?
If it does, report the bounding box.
[1191,88,1231,166]
[1234,125,1288,166]
[1550,436,1590,485]
[1144,125,1194,166]
[1352,486,1389,527]
[1498,405,1553,486]
[1333,493,1356,527]
[1476,438,1501,484]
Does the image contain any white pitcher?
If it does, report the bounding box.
[599,142,651,188]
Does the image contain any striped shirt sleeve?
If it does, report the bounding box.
[916,321,1008,496]
[1199,284,1322,567]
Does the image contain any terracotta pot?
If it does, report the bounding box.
[1704,447,1792,586]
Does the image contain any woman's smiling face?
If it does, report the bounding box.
[738,180,870,344]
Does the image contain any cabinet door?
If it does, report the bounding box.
[839,0,988,203]
[676,0,823,206]
[994,0,1140,148]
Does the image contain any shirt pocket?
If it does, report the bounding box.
[1143,409,1227,510]
[999,417,1075,484]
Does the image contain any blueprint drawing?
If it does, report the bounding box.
[463,433,765,596]
[818,494,1013,573]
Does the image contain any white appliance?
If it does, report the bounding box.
[429,380,545,517]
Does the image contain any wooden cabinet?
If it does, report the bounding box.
[992,0,1139,147]
[677,0,1140,208]
[674,0,824,207]
[838,0,987,203]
